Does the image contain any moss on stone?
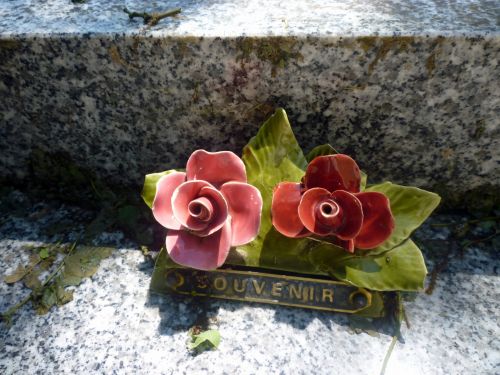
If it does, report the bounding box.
[425,52,436,76]
[357,36,415,74]
[0,39,20,50]
[425,37,445,76]
[108,45,129,68]
[173,36,199,59]
[237,37,303,77]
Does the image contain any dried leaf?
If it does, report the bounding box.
[23,271,42,290]
[4,265,27,284]
[23,258,54,290]
[4,254,40,284]
[60,246,113,287]
[55,284,74,305]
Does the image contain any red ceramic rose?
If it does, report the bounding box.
[152,150,263,270]
[271,154,395,252]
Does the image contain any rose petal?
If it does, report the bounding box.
[196,186,229,236]
[166,220,232,270]
[304,154,361,193]
[354,192,395,249]
[220,182,263,246]
[298,187,335,236]
[152,172,186,230]
[330,190,364,240]
[186,149,247,188]
[271,182,311,238]
[334,238,355,253]
[298,189,363,239]
[171,181,228,235]
[188,197,214,222]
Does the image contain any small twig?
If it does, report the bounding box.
[462,231,499,249]
[425,242,454,295]
[431,216,500,227]
[0,294,31,326]
[40,242,77,288]
[379,335,398,375]
[402,304,411,329]
[1,242,77,325]
[123,7,181,26]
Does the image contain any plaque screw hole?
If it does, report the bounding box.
[350,291,368,308]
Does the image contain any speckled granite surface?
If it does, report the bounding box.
[0,195,499,375]
[0,0,499,36]
[0,1,499,202]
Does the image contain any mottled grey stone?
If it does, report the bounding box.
[0,198,499,375]
[1,35,499,195]
[0,1,499,201]
[0,0,498,36]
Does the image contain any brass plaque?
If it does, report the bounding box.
[159,268,372,313]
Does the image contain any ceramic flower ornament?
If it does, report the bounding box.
[152,150,263,270]
[272,154,395,252]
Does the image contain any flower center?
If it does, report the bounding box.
[315,199,343,229]
[188,197,214,222]
[319,201,339,217]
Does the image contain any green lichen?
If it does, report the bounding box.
[108,45,129,68]
[425,53,436,76]
[425,37,445,76]
[0,39,20,50]
[357,36,415,74]
[237,37,303,77]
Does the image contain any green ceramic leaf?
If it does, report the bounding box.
[306,144,339,162]
[141,170,178,208]
[238,108,308,265]
[363,182,441,255]
[360,171,368,192]
[308,239,427,291]
[305,143,367,191]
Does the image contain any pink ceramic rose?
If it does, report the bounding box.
[152,150,263,270]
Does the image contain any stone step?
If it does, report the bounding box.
[0,195,498,374]
[0,1,499,207]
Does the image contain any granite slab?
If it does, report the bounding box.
[0,0,498,36]
[0,1,499,205]
[0,194,499,375]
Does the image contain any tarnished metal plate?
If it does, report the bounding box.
[158,268,373,313]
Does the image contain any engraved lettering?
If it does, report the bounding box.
[322,288,334,303]
[169,269,372,313]
[213,276,227,291]
[289,284,303,300]
[252,279,266,295]
[196,275,208,289]
[302,287,309,302]
[233,278,247,293]
[271,282,283,297]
